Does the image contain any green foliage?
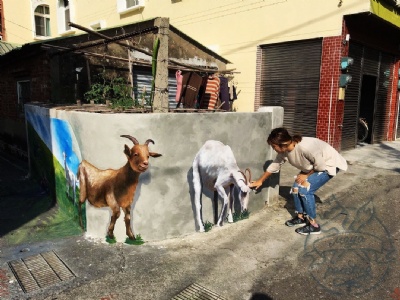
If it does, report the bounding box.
[84,82,109,104]
[204,221,214,232]
[84,71,150,109]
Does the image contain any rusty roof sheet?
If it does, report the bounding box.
[0,41,21,55]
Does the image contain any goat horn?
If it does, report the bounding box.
[120,135,139,145]
[245,168,252,183]
[145,139,155,145]
[238,170,248,185]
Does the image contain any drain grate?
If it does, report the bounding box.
[8,250,75,293]
[172,283,227,300]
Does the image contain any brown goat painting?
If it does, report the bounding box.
[77,135,162,240]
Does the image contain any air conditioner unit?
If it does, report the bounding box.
[0,35,3,41]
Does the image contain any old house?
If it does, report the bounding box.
[2,0,400,151]
[0,17,231,155]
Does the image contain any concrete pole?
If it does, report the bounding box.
[152,17,169,113]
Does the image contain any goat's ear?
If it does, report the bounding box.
[124,144,131,157]
[149,152,162,158]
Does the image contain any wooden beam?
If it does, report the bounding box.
[152,18,169,113]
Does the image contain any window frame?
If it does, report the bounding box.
[34,4,51,38]
[117,0,145,15]
[17,80,31,113]
[57,0,75,35]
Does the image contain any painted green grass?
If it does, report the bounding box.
[204,221,214,232]
[106,236,117,244]
[3,125,84,246]
[125,234,144,245]
[232,209,250,222]
[104,234,145,245]
[202,210,250,233]
[53,157,86,230]
[5,205,82,245]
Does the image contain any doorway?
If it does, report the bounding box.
[358,75,376,144]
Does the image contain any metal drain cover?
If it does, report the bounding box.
[172,283,227,300]
[8,250,75,293]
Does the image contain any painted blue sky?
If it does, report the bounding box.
[25,109,52,150]
[26,110,80,174]
[51,119,80,174]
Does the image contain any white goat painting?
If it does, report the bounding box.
[192,140,252,232]
[63,152,76,202]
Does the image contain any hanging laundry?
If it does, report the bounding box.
[175,70,183,103]
[219,76,230,111]
[179,72,203,108]
[229,83,238,101]
[199,75,220,109]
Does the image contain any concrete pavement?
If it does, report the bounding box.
[0,140,400,300]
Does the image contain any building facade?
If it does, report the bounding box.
[1,0,400,149]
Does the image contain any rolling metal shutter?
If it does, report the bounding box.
[374,52,394,143]
[259,39,322,137]
[343,43,394,150]
[342,43,363,150]
[132,67,178,109]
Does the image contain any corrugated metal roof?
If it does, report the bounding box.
[0,41,21,55]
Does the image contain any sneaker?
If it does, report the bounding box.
[285,216,307,227]
[295,224,321,235]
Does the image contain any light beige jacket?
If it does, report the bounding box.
[267,137,348,176]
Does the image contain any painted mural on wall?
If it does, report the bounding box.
[77,136,162,244]
[192,140,252,232]
[26,108,164,243]
[24,105,280,242]
[25,108,83,239]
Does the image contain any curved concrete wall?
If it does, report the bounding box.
[26,104,283,241]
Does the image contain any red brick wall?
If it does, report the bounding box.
[316,36,345,150]
[0,0,4,40]
[0,53,51,120]
[0,52,51,149]
[387,60,400,141]
[317,19,350,151]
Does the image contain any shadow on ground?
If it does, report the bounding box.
[0,150,82,246]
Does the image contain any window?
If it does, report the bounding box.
[58,0,71,33]
[17,80,31,112]
[34,5,50,37]
[117,0,145,14]
[127,0,140,7]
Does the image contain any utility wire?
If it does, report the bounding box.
[3,17,36,33]
[174,0,287,27]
